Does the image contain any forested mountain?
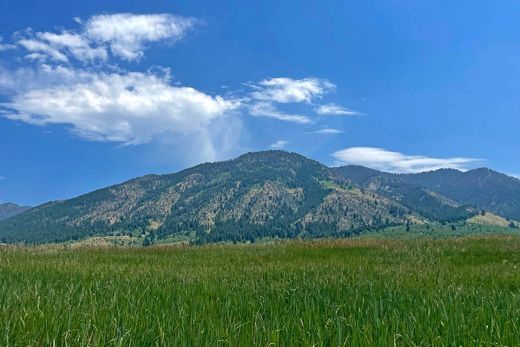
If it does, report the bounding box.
[0,151,414,244]
[0,203,30,221]
[335,166,520,221]
[398,168,520,220]
[0,151,518,244]
[334,166,478,222]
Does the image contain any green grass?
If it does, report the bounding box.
[367,222,520,239]
[2,236,520,346]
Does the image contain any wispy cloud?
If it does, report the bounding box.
[83,13,196,61]
[0,37,16,52]
[315,103,360,116]
[307,128,343,134]
[332,147,479,173]
[13,13,196,63]
[248,102,311,124]
[270,140,290,149]
[246,77,336,123]
[249,77,335,104]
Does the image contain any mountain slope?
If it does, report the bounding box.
[0,203,31,221]
[335,165,520,221]
[1,151,518,245]
[334,166,478,222]
[398,168,520,220]
[0,151,413,244]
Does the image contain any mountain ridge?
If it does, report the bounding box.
[1,150,518,244]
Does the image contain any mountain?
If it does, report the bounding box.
[335,165,520,221]
[0,151,518,245]
[333,166,479,223]
[0,203,30,221]
[398,168,520,220]
[0,151,414,244]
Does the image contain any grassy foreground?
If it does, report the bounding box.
[1,236,520,346]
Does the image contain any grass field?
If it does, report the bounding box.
[1,235,520,346]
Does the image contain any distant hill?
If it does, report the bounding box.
[0,203,30,221]
[398,168,520,220]
[0,151,518,244]
[335,166,520,221]
[333,166,477,223]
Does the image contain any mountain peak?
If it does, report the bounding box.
[235,150,315,163]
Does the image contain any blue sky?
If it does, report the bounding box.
[1,0,520,206]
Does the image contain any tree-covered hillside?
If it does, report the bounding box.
[334,166,478,222]
[399,168,520,220]
[1,151,518,245]
[0,151,413,244]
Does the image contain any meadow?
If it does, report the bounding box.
[1,235,520,346]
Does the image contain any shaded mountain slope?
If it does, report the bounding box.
[398,168,520,220]
[333,166,478,222]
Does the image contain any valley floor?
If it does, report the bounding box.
[1,235,520,345]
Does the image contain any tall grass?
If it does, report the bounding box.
[1,236,520,346]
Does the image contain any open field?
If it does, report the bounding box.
[2,235,520,346]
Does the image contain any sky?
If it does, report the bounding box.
[1,0,520,206]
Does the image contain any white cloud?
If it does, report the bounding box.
[270,140,290,150]
[35,31,107,62]
[0,13,247,164]
[307,128,343,134]
[85,13,196,61]
[17,38,70,62]
[332,147,479,173]
[1,13,360,160]
[0,37,16,51]
[12,13,195,63]
[315,103,360,116]
[250,77,335,104]
[0,66,240,144]
[249,102,311,124]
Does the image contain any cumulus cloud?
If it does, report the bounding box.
[270,140,290,150]
[332,147,479,173]
[250,77,335,104]
[307,128,343,134]
[0,66,240,144]
[84,13,196,61]
[0,13,248,163]
[315,103,360,116]
[11,13,195,63]
[248,102,311,124]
